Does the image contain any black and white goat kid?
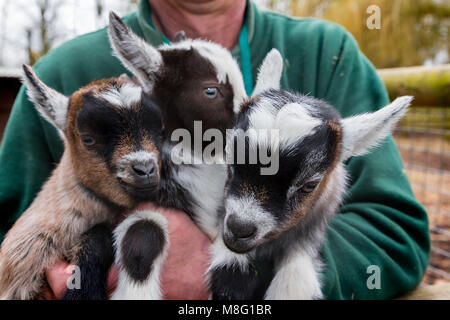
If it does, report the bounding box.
[104,13,249,299]
[208,50,413,300]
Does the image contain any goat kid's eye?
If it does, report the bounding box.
[300,181,319,193]
[81,135,95,146]
[204,87,219,99]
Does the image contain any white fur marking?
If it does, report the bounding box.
[341,96,412,161]
[111,210,169,300]
[275,103,322,148]
[245,99,322,155]
[172,154,226,239]
[208,235,250,273]
[100,83,142,108]
[265,250,323,300]
[252,49,283,96]
[116,151,158,181]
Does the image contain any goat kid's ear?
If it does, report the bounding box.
[252,49,283,97]
[341,96,413,161]
[22,64,69,131]
[108,12,163,93]
[118,73,131,82]
[173,31,187,43]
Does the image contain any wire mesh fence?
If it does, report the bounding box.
[393,106,450,284]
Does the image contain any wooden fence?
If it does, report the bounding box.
[378,64,450,285]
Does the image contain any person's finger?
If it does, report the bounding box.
[41,284,57,300]
[45,261,73,299]
[107,265,119,298]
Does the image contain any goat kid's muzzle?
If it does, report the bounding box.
[223,214,260,254]
[116,151,160,199]
[223,196,277,253]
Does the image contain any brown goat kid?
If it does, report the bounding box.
[0,69,164,299]
[0,12,251,300]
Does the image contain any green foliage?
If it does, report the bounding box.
[267,0,450,68]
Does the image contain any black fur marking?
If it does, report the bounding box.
[78,92,125,165]
[211,263,262,300]
[121,220,165,282]
[77,91,163,171]
[23,65,45,97]
[109,12,128,40]
[62,223,114,300]
[157,144,196,217]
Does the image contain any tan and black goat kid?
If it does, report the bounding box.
[208,50,413,300]
[0,70,166,300]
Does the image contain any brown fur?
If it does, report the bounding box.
[0,152,121,299]
[277,120,343,236]
[153,49,235,138]
[67,78,142,209]
[0,78,135,299]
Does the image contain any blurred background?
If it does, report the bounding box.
[0,0,449,287]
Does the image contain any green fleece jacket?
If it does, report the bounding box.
[0,0,429,299]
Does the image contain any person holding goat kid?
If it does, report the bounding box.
[0,0,429,299]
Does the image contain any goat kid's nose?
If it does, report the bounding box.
[227,215,257,240]
[129,160,158,187]
[132,163,155,177]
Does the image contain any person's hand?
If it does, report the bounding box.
[136,202,212,300]
[43,261,119,300]
[44,203,211,300]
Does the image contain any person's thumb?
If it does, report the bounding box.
[45,261,73,299]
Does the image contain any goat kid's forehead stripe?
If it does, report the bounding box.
[242,100,323,152]
[119,150,158,164]
[99,83,142,108]
[275,103,323,149]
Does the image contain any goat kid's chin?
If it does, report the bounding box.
[223,233,258,254]
[118,179,160,201]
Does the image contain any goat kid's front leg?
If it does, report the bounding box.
[63,223,114,300]
[0,232,59,300]
[264,250,323,300]
[111,210,169,300]
[208,236,260,300]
